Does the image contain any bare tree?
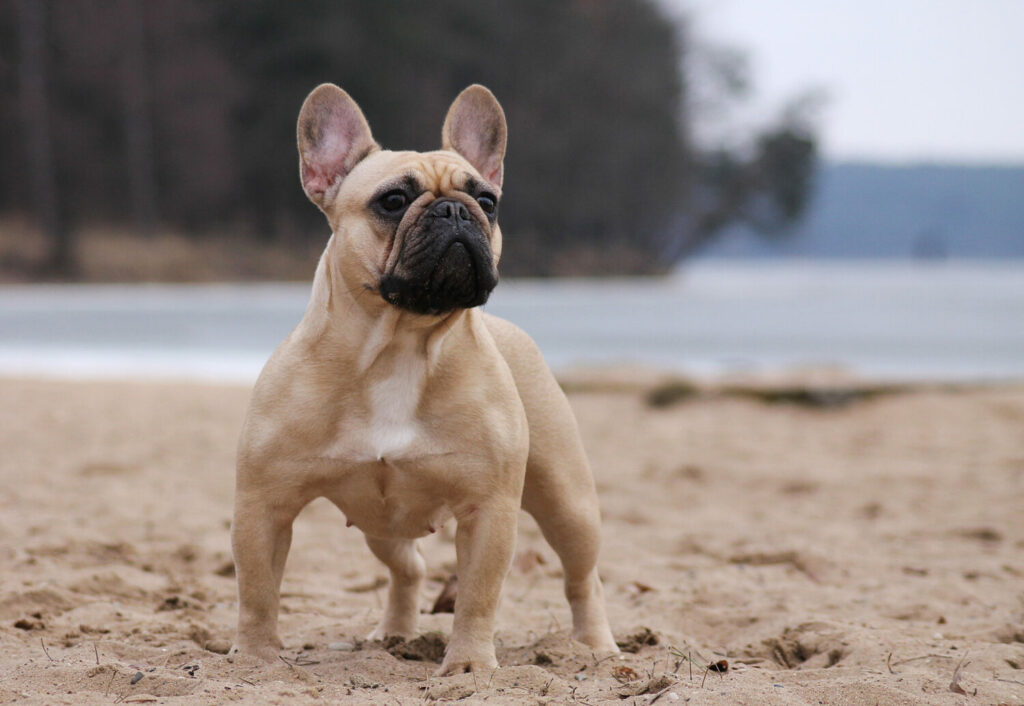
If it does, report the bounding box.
[16,0,73,275]
[119,0,158,232]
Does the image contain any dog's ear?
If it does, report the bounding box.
[442,85,507,188]
[297,84,378,209]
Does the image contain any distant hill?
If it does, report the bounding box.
[701,162,1024,259]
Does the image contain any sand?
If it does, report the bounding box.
[1,373,1022,704]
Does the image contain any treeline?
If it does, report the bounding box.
[0,0,817,277]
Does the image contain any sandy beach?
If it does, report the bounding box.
[1,373,1022,704]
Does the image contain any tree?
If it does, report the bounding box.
[15,0,73,275]
[117,0,158,233]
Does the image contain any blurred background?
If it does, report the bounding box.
[0,0,1021,381]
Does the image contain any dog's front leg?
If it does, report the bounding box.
[437,500,518,675]
[230,489,298,661]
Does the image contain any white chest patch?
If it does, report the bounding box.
[366,345,426,460]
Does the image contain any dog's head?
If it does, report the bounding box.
[297,84,505,316]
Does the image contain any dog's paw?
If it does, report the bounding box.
[366,623,418,642]
[227,640,282,664]
[435,647,498,676]
[572,627,620,654]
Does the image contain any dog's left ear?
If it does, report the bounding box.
[297,83,379,210]
[442,85,506,188]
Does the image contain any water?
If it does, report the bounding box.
[0,261,1021,383]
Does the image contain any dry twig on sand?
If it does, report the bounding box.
[949,652,975,696]
[103,668,117,696]
[891,653,954,667]
[647,683,675,704]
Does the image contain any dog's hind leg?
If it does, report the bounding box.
[522,458,618,653]
[364,536,425,640]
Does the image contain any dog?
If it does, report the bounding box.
[230,83,617,675]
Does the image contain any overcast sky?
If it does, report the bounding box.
[659,0,1024,164]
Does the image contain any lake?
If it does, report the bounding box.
[0,261,1021,383]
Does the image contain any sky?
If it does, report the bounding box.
[658,0,1024,164]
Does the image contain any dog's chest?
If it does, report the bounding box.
[364,353,426,460]
[320,347,454,537]
[322,339,429,464]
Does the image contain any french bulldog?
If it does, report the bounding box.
[230,83,617,675]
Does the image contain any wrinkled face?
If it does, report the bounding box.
[329,150,502,317]
[297,84,507,316]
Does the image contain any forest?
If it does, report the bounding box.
[1,0,818,278]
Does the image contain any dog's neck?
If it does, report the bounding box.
[351,305,459,375]
[300,238,465,376]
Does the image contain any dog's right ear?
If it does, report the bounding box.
[297,84,378,209]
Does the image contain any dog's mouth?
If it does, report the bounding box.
[378,199,497,315]
[379,238,496,315]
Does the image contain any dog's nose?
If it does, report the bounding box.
[430,199,472,222]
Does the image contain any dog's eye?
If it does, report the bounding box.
[477,194,497,215]
[379,191,407,212]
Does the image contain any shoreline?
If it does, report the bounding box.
[4,354,1024,390]
[4,262,1024,383]
[3,365,1024,395]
